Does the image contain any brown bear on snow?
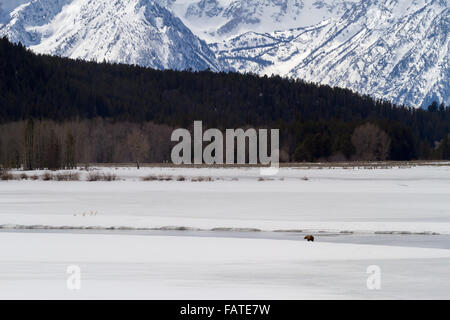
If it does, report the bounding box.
[304,235,314,242]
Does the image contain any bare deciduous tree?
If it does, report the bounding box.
[24,118,34,170]
[64,130,76,169]
[351,123,391,161]
[126,128,150,169]
[0,119,173,167]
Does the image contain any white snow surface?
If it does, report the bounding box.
[1,165,450,234]
[1,165,450,299]
[0,232,449,299]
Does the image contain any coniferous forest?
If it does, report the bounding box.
[0,37,449,169]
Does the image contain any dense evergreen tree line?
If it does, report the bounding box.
[0,37,449,166]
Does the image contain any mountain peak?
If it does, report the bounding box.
[0,0,221,71]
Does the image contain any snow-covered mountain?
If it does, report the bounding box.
[170,0,360,41]
[211,0,449,107]
[0,0,220,71]
[0,0,448,108]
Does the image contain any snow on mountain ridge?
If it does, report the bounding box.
[0,0,221,71]
[170,0,359,42]
[212,0,449,107]
[0,0,72,45]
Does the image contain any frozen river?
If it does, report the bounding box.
[2,228,450,249]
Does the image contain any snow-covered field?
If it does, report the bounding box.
[1,165,449,299]
[2,165,450,234]
[1,231,449,299]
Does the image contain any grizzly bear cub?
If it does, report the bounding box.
[304,235,314,242]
